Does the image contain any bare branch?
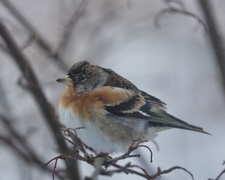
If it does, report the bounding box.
[20,34,35,50]
[104,139,152,165]
[197,0,225,94]
[209,161,225,180]
[99,162,149,178]
[55,0,89,57]
[150,166,194,180]
[42,155,68,180]
[0,20,80,180]
[0,115,38,158]
[0,41,9,53]
[0,0,68,70]
[154,6,208,33]
[0,33,35,54]
[215,169,225,180]
[45,127,195,180]
[0,115,65,180]
[208,169,225,180]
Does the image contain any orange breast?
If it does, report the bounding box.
[59,86,135,120]
[60,87,101,120]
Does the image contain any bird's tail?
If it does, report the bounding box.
[148,113,211,135]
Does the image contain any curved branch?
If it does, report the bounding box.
[213,169,225,180]
[154,7,208,33]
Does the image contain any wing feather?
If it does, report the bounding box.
[101,87,209,134]
[103,88,165,119]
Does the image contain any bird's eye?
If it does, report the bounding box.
[69,70,77,77]
[78,74,87,82]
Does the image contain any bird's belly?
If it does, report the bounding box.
[58,105,127,153]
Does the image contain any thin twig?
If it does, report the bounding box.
[152,140,160,151]
[101,162,149,178]
[46,127,195,180]
[213,169,225,180]
[138,144,153,163]
[150,166,194,180]
[164,0,186,10]
[55,0,89,57]
[20,34,35,50]
[62,127,95,154]
[208,161,225,180]
[0,34,35,54]
[0,0,68,70]
[0,133,65,180]
[43,155,68,180]
[104,139,152,166]
[154,7,208,33]
[0,114,41,162]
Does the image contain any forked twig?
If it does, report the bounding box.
[212,169,225,180]
[154,7,208,33]
[150,166,194,180]
[43,155,68,180]
[209,161,225,180]
[45,127,195,180]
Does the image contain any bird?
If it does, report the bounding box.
[56,60,209,153]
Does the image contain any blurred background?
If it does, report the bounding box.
[0,0,225,179]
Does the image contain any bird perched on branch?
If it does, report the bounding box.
[57,61,209,153]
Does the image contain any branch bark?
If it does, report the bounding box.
[0,20,80,180]
[198,0,225,92]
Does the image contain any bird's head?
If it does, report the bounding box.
[56,61,109,93]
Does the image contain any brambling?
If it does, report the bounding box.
[57,61,209,153]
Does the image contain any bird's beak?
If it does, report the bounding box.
[56,75,73,86]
